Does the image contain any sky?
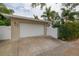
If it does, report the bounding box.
[4,3,62,18]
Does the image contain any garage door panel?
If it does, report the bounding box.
[20,23,44,38]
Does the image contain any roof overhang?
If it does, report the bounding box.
[2,14,50,26]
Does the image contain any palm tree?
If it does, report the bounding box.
[41,7,52,21]
[41,7,60,21]
[33,14,39,20]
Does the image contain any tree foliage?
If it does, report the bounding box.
[41,7,60,21]
[58,21,79,41]
[41,7,52,21]
[31,3,46,9]
[61,3,79,22]
[33,14,39,20]
[31,3,79,40]
[31,3,79,25]
[0,3,14,14]
[0,3,14,26]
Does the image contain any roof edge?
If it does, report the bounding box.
[2,13,50,23]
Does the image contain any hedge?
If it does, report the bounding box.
[58,21,79,41]
[0,19,10,26]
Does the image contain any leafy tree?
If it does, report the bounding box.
[0,3,13,14]
[61,3,79,23]
[62,3,79,9]
[58,3,79,40]
[0,3,14,26]
[31,3,79,27]
[31,3,46,9]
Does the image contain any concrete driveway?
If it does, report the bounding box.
[0,36,79,56]
[0,36,62,56]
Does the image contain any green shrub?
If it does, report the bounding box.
[0,19,10,26]
[58,21,79,41]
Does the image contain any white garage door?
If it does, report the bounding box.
[20,23,44,38]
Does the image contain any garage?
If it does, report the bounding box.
[2,14,49,40]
